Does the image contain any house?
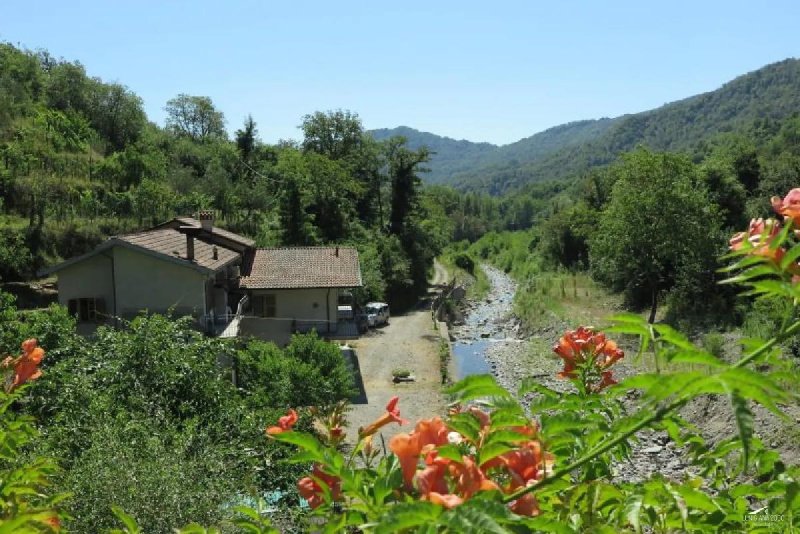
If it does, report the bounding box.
[40,212,363,343]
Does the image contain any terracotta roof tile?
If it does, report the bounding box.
[239,247,362,289]
[118,229,239,272]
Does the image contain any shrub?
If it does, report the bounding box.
[701,331,726,358]
[237,332,356,409]
[452,252,474,274]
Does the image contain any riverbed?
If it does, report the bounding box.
[448,263,691,483]
[449,265,524,381]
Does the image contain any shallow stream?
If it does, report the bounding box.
[449,265,519,380]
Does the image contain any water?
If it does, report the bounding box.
[452,339,491,379]
[449,265,518,380]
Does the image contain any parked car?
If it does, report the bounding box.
[365,302,390,327]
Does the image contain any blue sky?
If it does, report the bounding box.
[2,1,798,145]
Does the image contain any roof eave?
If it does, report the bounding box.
[38,238,219,277]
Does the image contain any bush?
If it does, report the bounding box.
[0,228,32,281]
[237,332,356,409]
[452,252,475,275]
[701,331,725,358]
[63,417,251,533]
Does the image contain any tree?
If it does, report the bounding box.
[165,94,226,142]
[540,203,594,269]
[386,137,429,235]
[273,150,315,245]
[301,110,363,160]
[86,82,147,153]
[279,176,315,245]
[235,114,258,168]
[590,149,719,323]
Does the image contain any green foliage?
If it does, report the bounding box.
[64,417,250,533]
[413,58,800,193]
[452,252,475,275]
[539,202,595,270]
[590,149,721,322]
[236,332,356,409]
[0,305,359,533]
[0,388,63,533]
[701,331,726,358]
[164,94,226,142]
[0,227,32,281]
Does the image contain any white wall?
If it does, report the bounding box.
[249,288,336,326]
[57,253,115,315]
[242,288,339,343]
[113,247,208,318]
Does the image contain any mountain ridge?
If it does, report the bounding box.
[371,57,800,193]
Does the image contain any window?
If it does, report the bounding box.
[251,294,276,318]
[67,298,103,322]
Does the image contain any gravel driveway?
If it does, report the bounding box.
[343,295,447,448]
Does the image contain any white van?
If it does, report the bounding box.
[365,302,390,327]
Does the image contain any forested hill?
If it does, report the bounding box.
[369,127,497,183]
[377,58,800,194]
[369,119,618,185]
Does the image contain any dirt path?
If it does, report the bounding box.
[344,292,447,447]
[431,258,449,287]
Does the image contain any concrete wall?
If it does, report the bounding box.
[248,288,336,326]
[57,252,115,316]
[112,247,208,319]
[239,317,292,346]
[241,288,338,344]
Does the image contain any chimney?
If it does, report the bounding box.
[179,225,202,262]
[335,246,339,257]
[212,245,218,260]
[199,210,214,232]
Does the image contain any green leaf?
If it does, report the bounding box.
[111,506,141,534]
[620,371,708,401]
[446,374,512,402]
[674,485,719,512]
[540,414,591,436]
[664,481,688,527]
[488,409,530,429]
[478,441,515,465]
[607,312,648,325]
[521,517,577,533]
[373,502,443,534]
[439,498,512,534]
[484,429,532,446]
[652,324,695,351]
[667,349,725,368]
[447,413,482,443]
[272,431,326,456]
[435,444,464,463]
[781,242,800,271]
[518,379,559,399]
[718,368,787,417]
[624,494,644,533]
[729,392,754,471]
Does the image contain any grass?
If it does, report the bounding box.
[438,339,451,385]
[437,252,490,300]
[514,272,621,330]
[468,264,490,300]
